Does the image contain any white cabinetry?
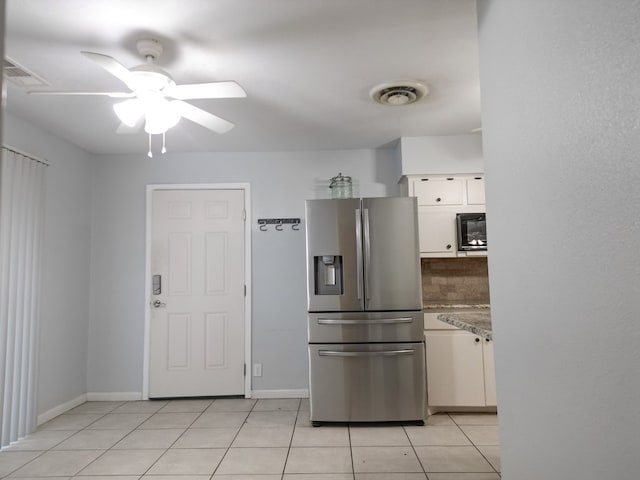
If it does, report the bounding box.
[402,174,486,258]
[466,177,486,205]
[417,210,457,255]
[414,177,463,206]
[424,312,497,411]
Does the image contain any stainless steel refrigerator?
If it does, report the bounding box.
[305,197,425,425]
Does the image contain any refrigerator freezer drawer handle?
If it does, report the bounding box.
[317,317,414,325]
[318,349,415,357]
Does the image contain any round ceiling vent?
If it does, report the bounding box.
[370,81,429,106]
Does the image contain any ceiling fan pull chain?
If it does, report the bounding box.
[148,133,153,158]
[161,132,167,154]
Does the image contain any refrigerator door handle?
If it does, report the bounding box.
[317,317,414,325]
[363,208,371,300]
[355,208,363,300]
[318,349,415,357]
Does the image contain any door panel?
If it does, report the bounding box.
[363,197,422,311]
[305,199,363,312]
[425,331,485,407]
[483,340,497,406]
[150,189,245,397]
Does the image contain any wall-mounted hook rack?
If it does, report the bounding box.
[257,218,301,232]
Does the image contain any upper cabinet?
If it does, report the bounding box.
[401,174,487,258]
[466,176,486,205]
[413,177,463,206]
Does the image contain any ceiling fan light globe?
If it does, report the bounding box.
[113,99,144,127]
[144,104,181,134]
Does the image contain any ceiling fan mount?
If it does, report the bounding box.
[127,39,176,91]
[136,38,164,61]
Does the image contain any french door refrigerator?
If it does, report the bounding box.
[305,197,425,425]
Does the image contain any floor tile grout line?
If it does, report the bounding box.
[2,406,122,479]
[64,401,172,476]
[402,423,429,476]
[134,398,218,478]
[348,423,355,478]
[277,398,301,480]
[453,420,500,475]
[199,397,255,478]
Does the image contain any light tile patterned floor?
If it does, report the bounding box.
[0,398,500,479]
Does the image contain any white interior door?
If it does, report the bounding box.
[149,189,245,397]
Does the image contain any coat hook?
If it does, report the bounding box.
[275,220,284,231]
[259,220,267,231]
[291,222,300,231]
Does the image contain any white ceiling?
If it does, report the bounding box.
[4,0,481,155]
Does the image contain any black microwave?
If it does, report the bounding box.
[456,213,487,251]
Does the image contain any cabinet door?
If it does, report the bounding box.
[425,331,485,407]
[418,209,457,256]
[483,339,497,406]
[466,177,486,205]
[413,178,463,206]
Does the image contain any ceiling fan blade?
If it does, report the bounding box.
[27,90,133,98]
[164,81,246,100]
[81,51,136,90]
[171,100,235,134]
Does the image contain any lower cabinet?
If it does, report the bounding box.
[425,329,497,408]
[482,339,497,406]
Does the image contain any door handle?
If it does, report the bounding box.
[317,317,413,325]
[362,208,371,300]
[318,349,415,357]
[152,300,166,308]
[355,208,363,300]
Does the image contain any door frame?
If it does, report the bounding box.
[142,183,252,399]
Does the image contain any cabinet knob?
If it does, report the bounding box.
[446,244,452,250]
[475,337,480,343]
[485,338,490,342]
[436,197,442,202]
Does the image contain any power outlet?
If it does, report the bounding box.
[253,363,262,377]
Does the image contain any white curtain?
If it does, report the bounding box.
[0,147,47,448]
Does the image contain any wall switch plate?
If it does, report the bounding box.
[253,363,262,377]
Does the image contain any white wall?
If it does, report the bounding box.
[3,112,93,414]
[400,134,483,175]
[478,2,640,479]
[87,148,399,395]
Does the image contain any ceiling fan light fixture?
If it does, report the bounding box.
[113,98,144,127]
[143,97,181,135]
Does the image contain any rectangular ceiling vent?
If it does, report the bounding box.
[4,56,50,88]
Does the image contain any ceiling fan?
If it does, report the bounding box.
[29,39,246,154]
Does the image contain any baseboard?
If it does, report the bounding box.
[251,389,309,399]
[37,393,87,426]
[86,392,143,401]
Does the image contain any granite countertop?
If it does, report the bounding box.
[423,303,491,310]
[437,312,493,341]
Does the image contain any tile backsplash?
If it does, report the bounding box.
[422,257,490,305]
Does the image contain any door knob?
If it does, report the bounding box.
[152,300,166,308]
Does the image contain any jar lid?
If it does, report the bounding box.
[329,172,352,188]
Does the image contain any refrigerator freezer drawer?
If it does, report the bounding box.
[308,342,426,423]
[308,311,424,343]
